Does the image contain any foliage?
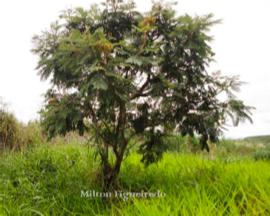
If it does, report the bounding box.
[32,0,253,188]
[1,144,270,215]
[161,134,185,152]
[253,150,270,161]
[0,98,45,150]
[21,121,46,148]
[0,99,21,150]
[0,144,104,215]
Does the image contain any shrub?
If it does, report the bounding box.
[162,135,185,152]
[162,135,201,153]
[253,150,270,161]
[0,109,21,150]
[20,121,46,148]
[0,99,45,150]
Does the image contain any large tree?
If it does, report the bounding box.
[32,0,253,189]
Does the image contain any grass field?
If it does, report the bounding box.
[1,141,270,215]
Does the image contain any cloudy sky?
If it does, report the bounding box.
[0,0,269,138]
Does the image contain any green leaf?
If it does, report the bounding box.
[126,56,143,66]
[90,74,108,90]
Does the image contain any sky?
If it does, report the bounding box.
[0,0,269,138]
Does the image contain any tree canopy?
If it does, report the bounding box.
[32,0,253,189]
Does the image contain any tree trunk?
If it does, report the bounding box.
[102,102,128,190]
[102,134,128,190]
[102,152,124,191]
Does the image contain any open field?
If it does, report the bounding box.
[1,140,270,216]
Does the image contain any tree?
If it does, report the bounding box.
[32,0,253,189]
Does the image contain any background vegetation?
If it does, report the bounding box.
[0,99,44,151]
[1,114,270,215]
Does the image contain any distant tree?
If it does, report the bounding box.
[32,0,253,189]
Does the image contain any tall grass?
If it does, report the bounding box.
[0,109,20,150]
[0,144,107,215]
[1,144,270,215]
[118,153,270,215]
[0,99,45,151]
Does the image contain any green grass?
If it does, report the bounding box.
[1,144,270,215]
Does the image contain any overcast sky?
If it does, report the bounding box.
[0,0,269,138]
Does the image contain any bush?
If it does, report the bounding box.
[162,135,201,153]
[0,109,21,150]
[0,99,44,151]
[253,150,270,161]
[162,135,185,152]
[21,121,46,148]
